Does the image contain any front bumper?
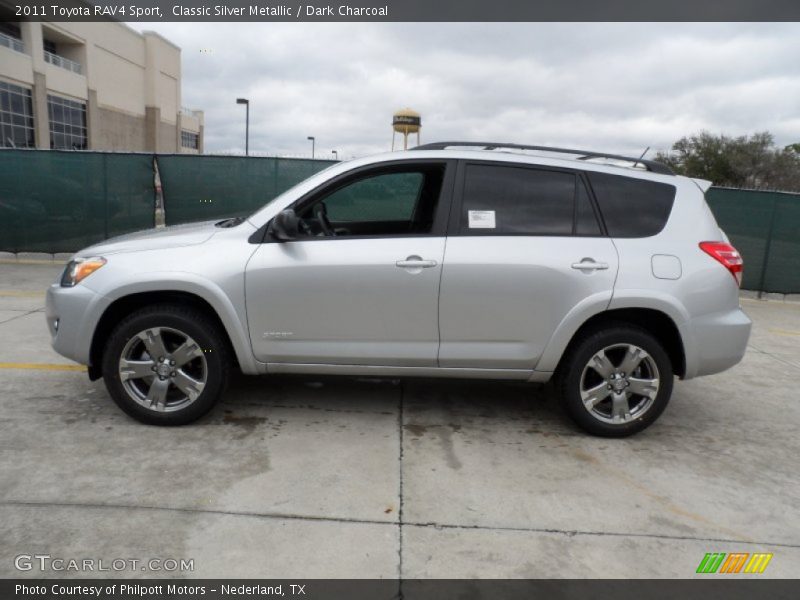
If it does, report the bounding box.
[45,283,109,366]
[681,307,752,379]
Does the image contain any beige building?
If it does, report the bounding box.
[0,19,203,153]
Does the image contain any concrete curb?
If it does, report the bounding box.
[741,289,800,304]
[0,252,71,265]
[16,252,54,261]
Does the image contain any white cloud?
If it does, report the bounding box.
[130,22,800,158]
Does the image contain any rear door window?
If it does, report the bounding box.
[587,172,676,238]
[459,164,576,235]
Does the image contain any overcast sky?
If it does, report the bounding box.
[130,22,800,159]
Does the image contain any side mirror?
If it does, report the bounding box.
[269,209,300,241]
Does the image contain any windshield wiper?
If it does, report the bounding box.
[215,217,245,228]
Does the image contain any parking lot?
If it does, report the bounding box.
[0,259,798,578]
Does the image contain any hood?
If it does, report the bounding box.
[76,220,220,257]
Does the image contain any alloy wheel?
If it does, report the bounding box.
[579,343,660,425]
[118,327,207,413]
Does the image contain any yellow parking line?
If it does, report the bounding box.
[769,328,800,337]
[0,291,46,297]
[0,362,85,371]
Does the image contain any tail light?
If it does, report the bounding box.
[699,241,743,286]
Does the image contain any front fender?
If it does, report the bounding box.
[87,272,263,375]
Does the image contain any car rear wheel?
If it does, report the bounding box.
[101,304,230,425]
[556,324,673,437]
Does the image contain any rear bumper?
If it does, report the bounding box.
[681,307,752,379]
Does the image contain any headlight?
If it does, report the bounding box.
[60,256,107,287]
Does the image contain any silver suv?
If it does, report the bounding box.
[46,142,751,436]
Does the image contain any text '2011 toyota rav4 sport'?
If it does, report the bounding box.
[46,142,751,436]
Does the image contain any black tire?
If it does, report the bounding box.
[101,303,230,425]
[555,323,673,437]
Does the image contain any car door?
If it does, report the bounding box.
[438,161,619,370]
[245,160,454,367]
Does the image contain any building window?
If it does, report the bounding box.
[47,94,87,150]
[0,23,25,53]
[181,130,199,149]
[0,81,35,148]
[0,23,22,39]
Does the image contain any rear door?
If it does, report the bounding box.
[438,161,619,370]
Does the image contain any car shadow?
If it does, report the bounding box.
[214,371,575,434]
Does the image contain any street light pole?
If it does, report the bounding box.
[236,98,249,156]
[307,136,315,159]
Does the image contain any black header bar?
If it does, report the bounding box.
[4,0,800,22]
[3,579,800,600]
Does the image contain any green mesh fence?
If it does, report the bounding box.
[706,188,800,294]
[156,155,337,226]
[0,150,154,253]
[2,149,799,293]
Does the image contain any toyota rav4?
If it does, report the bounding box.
[46,142,751,436]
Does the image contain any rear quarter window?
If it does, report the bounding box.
[587,172,676,238]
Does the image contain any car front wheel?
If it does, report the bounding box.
[101,304,230,425]
[556,324,673,437]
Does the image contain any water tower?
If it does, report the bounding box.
[392,108,421,150]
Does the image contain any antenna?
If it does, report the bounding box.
[634,146,650,169]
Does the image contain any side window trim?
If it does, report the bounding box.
[447,159,607,238]
[578,171,608,237]
[571,173,579,236]
[446,159,467,236]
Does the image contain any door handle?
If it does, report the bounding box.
[571,259,609,271]
[396,256,437,269]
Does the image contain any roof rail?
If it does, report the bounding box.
[411,141,674,175]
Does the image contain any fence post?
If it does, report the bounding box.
[153,155,165,228]
[273,159,279,199]
[757,194,779,298]
[102,153,109,240]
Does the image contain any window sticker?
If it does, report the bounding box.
[468,210,496,229]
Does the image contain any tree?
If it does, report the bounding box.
[656,132,800,192]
